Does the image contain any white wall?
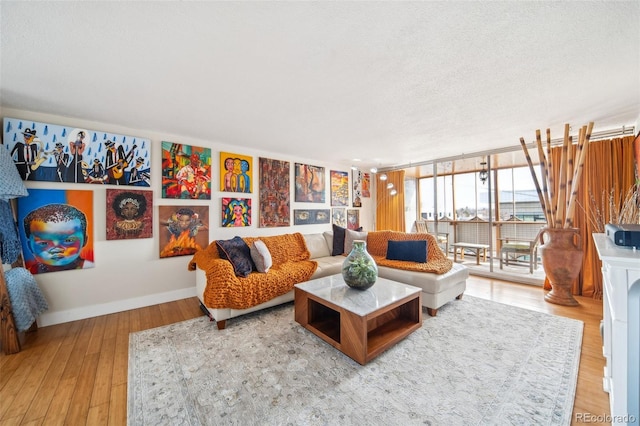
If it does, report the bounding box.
[1,107,374,326]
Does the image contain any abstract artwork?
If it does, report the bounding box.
[295,163,325,203]
[161,142,211,199]
[351,170,363,207]
[3,117,151,186]
[158,205,209,258]
[221,198,251,227]
[258,157,290,227]
[17,189,94,274]
[347,209,360,230]
[106,189,153,240]
[293,209,331,225]
[220,152,253,193]
[332,208,347,228]
[330,170,349,206]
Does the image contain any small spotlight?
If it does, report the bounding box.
[379,173,388,181]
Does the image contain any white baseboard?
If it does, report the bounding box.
[37,287,198,327]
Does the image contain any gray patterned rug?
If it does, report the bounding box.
[128,295,582,425]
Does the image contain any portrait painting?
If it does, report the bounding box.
[220,152,253,193]
[161,142,211,199]
[330,170,349,206]
[293,209,330,225]
[3,117,151,186]
[347,209,360,230]
[295,163,325,203]
[106,189,153,240]
[158,205,209,258]
[258,157,290,227]
[17,189,94,275]
[222,198,251,227]
[332,208,347,228]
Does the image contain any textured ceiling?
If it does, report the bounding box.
[1,1,638,170]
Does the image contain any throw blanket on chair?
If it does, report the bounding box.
[367,231,453,274]
[188,233,317,309]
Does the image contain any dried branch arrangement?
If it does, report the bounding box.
[520,122,594,229]
[582,185,640,232]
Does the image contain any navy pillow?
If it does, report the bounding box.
[216,236,255,277]
[386,240,427,263]
[332,224,346,255]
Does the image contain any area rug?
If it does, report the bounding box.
[128,296,583,425]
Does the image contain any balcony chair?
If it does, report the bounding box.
[414,220,449,255]
[499,230,542,274]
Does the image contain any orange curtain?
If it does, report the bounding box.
[545,136,636,298]
[375,170,406,231]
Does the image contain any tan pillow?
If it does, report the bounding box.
[250,240,272,273]
[345,229,368,254]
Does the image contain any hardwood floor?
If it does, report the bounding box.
[0,277,610,425]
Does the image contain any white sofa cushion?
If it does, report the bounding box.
[250,240,272,273]
[304,233,331,259]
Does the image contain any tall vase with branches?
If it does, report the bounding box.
[520,122,594,306]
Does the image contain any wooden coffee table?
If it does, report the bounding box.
[294,275,422,365]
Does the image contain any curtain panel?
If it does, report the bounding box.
[545,135,636,298]
[375,170,406,231]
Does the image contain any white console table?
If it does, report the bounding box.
[593,233,640,425]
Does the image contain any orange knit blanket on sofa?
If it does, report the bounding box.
[188,233,317,309]
[366,231,453,274]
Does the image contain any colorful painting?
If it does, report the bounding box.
[293,209,331,225]
[16,189,94,274]
[362,172,371,198]
[332,208,347,228]
[161,142,211,199]
[220,152,253,193]
[158,205,209,258]
[295,163,325,203]
[330,170,349,206]
[106,189,153,240]
[222,198,251,227]
[258,157,290,227]
[351,170,363,207]
[3,117,151,186]
[347,209,360,230]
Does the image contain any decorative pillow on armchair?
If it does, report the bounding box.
[386,240,427,263]
[250,239,272,273]
[216,236,255,277]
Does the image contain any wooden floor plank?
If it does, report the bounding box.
[0,277,613,425]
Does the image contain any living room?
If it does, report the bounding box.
[1,2,639,425]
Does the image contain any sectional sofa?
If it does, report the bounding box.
[188,229,469,329]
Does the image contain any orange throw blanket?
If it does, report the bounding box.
[367,231,453,274]
[188,233,317,309]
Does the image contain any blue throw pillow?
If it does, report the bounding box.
[386,240,427,263]
[216,236,255,277]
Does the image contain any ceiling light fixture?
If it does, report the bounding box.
[379,173,388,181]
[479,158,488,185]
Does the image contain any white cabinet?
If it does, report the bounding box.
[593,234,640,425]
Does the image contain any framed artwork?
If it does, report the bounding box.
[332,208,347,228]
[295,163,325,203]
[220,152,253,193]
[3,117,151,186]
[17,189,94,274]
[293,209,330,225]
[330,170,349,206]
[221,198,251,227]
[351,170,362,207]
[258,157,290,227]
[106,189,153,240]
[361,172,371,198]
[161,142,211,199]
[347,209,360,230]
[158,205,209,258]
